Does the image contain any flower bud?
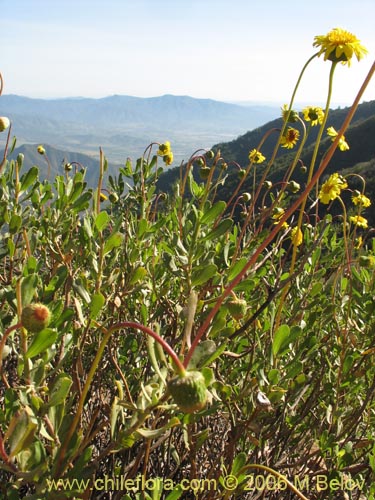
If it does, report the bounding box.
[199,166,211,179]
[0,117,10,133]
[227,297,247,320]
[21,303,51,333]
[288,180,301,193]
[109,192,119,203]
[168,370,208,413]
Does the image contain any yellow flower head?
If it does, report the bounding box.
[157,141,171,156]
[350,215,368,228]
[280,127,300,149]
[37,145,46,155]
[249,148,266,164]
[281,104,299,123]
[272,207,288,229]
[326,126,349,151]
[302,106,324,126]
[291,227,303,247]
[313,28,368,66]
[319,172,348,204]
[352,192,371,208]
[163,152,174,165]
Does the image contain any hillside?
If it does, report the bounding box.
[0,94,279,164]
[157,100,375,224]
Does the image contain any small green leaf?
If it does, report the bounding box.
[203,219,232,241]
[9,213,22,233]
[47,374,73,407]
[129,266,147,285]
[25,328,57,359]
[201,201,226,224]
[135,417,180,439]
[272,324,291,356]
[95,211,110,232]
[7,408,38,458]
[228,257,248,281]
[231,451,247,476]
[191,263,217,286]
[89,292,105,319]
[21,274,38,307]
[20,166,39,191]
[103,232,123,255]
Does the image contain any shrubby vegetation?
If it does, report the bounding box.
[1,29,375,500]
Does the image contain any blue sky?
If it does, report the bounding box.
[2,0,375,105]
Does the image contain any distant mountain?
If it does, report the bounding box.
[0,94,280,164]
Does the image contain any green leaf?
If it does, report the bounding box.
[95,211,110,232]
[25,328,57,359]
[191,263,217,286]
[9,213,22,233]
[7,408,38,458]
[135,417,180,439]
[272,324,291,356]
[103,232,123,255]
[89,293,105,319]
[188,340,217,369]
[72,191,92,212]
[47,374,73,407]
[231,451,247,476]
[129,266,148,285]
[228,257,248,281]
[165,487,184,500]
[201,201,226,224]
[21,274,38,307]
[20,166,39,192]
[203,219,232,241]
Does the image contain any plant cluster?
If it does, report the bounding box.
[0,28,375,500]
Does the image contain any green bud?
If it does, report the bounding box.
[199,166,211,179]
[288,180,300,193]
[21,303,51,333]
[109,192,119,203]
[227,297,247,320]
[168,371,208,413]
[0,117,10,133]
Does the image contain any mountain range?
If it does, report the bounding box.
[0,94,280,165]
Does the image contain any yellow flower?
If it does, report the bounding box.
[157,141,171,156]
[281,104,299,123]
[326,126,349,151]
[354,236,363,249]
[319,173,348,204]
[350,215,368,228]
[37,145,46,155]
[291,227,303,246]
[272,207,288,229]
[249,148,266,164]
[302,106,324,126]
[280,127,300,149]
[313,28,368,66]
[352,192,371,208]
[163,152,174,165]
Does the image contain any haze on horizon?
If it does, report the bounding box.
[2,0,375,106]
